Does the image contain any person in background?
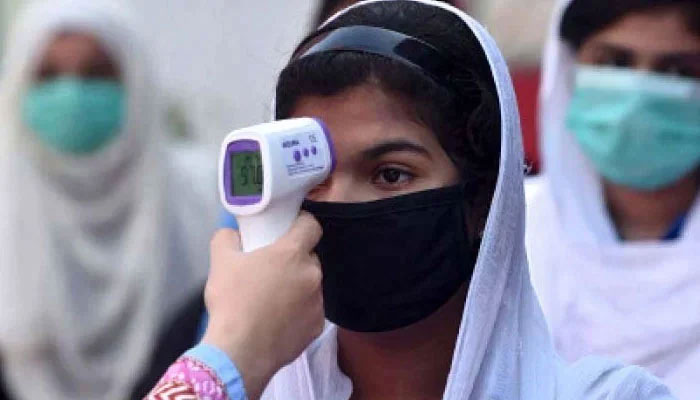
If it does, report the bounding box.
[0,0,216,399]
[526,0,699,398]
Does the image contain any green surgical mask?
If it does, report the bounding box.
[566,65,700,190]
[22,77,125,154]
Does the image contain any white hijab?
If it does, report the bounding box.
[526,0,700,398]
[0,1,215,399]
[261,1,674,399]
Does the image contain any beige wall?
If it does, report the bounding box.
[471,0,556,65]
[1,0,25,53]
[122,0,318,145]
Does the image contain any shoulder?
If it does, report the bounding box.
[523,174,560,248]
[524,174,554,218]
[523,174,558,267]
[524,174,546,203]
[560,356,676,400]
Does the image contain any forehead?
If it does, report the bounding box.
[587,9,700,53]
[43,31,112,61]
[288,84,444,158]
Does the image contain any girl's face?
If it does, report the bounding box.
[577,8,700,79]
[36,32,120,82]
[290,83,460,203]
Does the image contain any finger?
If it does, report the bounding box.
[210,229,243,256]
[306,258,323,291]
[311,294,325,337]
[283,212,322,252]
[310,253,322,269]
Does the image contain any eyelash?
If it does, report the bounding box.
[658,64,698,79]
[371,165,415,189]
[36,62,118,81]
[592,51,700,79]
[597,52,633,68]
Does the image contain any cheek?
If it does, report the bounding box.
[575,49,595,65]
[427,148,460,188]
[441,156,461,185]
[575,43,604,65]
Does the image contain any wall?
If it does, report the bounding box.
[123,0,317,145]
[1,0,318,145]
[1,0,24,56]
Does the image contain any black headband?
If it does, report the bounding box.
[297,25,453,85]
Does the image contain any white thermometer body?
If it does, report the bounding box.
[218,118,336,252]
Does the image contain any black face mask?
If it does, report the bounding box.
[301,185,476,333]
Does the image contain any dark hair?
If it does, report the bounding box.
[561,0,700,49]
[314,0,459,28]
[276,1,501,241]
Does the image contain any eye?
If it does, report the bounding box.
[657,64,700,79]
[86,60,120,79]
[590,47,634,69]
[601,53,632,68]
[37,65,59,81]
[372,166,414,188]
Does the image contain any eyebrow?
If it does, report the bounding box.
[360,140,432,161]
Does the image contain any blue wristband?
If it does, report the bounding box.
[185,343,248,400]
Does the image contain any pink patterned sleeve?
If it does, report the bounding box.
[146,356,228,400]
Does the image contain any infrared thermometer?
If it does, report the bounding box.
[218,118,336,252]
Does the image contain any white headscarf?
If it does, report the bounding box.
[0,1,215,398]
[526,0,700,398]
[260,1,674,399]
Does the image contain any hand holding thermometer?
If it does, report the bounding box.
[218,118,336,252]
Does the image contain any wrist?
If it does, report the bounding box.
[202,322,277,399]
[160,353,233,400]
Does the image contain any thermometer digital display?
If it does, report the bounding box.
[230,151,263,196]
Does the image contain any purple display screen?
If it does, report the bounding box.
[224,140,263,206]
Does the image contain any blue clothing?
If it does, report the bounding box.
[195,312,209,342]
[615,213,688,242]
[662,214,687,241]
[220,209,239,229]
[186,343,248,400]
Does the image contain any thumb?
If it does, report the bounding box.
[282,212,323,253]
[210,229,243,256]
